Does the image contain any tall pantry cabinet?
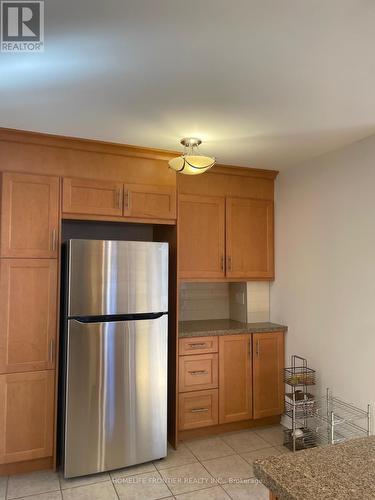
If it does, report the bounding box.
[0,173,59,467]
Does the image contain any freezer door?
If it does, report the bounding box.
[64,315,168,478]
[67,240,168,317]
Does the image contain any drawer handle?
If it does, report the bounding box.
[188,343,207,349]
[191,408,209,413]
[189,370,208,376]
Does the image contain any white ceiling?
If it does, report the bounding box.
[1,0,375,169]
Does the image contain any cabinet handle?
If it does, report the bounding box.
[191,408,209,413]
[248,338,252,357]
[188,370,208,376]
[227,256,232,271]
[51,229,57,252]
[116,190,121,208]
[124,190,132,211]
[188,343,207,349]
[256,340,260,357]
[221,256,225,272]
[49,338,55,364]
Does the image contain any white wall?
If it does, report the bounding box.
[271,134,375,410]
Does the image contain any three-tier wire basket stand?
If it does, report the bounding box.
[283,355,372,452]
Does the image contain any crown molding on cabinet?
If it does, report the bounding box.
[0,128,279,179]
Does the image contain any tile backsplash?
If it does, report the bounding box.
[179,283,230,321]
[247,281,270,322]
[179,281,270,323]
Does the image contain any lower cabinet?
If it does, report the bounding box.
[0,370,55,464]
[179,353,218,393]
[178,331,285,434]
[179,389,219,431]
[218,335,252,424]
[253,332,284,419]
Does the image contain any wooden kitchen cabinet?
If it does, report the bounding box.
[179,336,218,355]
[178,389,218,430]
[123,183,176,220]
[0,259,57,374]
[226,197,274,279]
[1,173,59,258]
[62,177,123,217]
[219,334,252,423]
[253,332,284,419]
[62,178,176,220]
[0,370,55,464]
[178,194,225,279]
[179,353,218,393]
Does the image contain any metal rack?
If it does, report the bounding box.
[283,356,372,452]
[283,355,318,451]
[315,388,371,445]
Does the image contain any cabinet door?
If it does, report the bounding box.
[0,371,55,464]
[253,332,284,419]
[62,177,123,216]
[226,197,274,279]
[178,194,225,279]
[0,259,57,373]
[123,184,176,220]
[219,334,252,423]
[1,173,59,258]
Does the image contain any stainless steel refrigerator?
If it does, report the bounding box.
[61,239,168,478]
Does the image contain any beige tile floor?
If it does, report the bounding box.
[0,425,289,500]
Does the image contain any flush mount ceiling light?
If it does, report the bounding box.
[168,137,216,175]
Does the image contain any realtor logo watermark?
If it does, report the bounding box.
[1,0,44,52]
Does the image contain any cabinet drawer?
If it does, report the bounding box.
[179,354,218,393]
[179,336,218,355]
[178,389,218,430]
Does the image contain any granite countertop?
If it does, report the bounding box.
[178,319,287,338]
[254,436,375,500]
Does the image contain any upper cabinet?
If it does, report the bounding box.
[177,167,276,280]
[62,178,123,217]
[123,184,176,220]
[178,194,274,280]
[226,198,274,279]
[1,173,59,258]
[62,177,176,221]
[178,194,225,279]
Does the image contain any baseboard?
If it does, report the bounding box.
[178,415,281,441]
[0,457,54,476]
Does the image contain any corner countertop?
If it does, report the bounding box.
[254,436,375,500]
[178,319,287,338]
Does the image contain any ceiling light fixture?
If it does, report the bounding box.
[168,137,216,175]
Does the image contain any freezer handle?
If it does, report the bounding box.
[69,312,168,323]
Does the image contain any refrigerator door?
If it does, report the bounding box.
[67,240,168,317]
[64,315,168,478]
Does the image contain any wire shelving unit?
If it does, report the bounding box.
[283,356,372,452]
